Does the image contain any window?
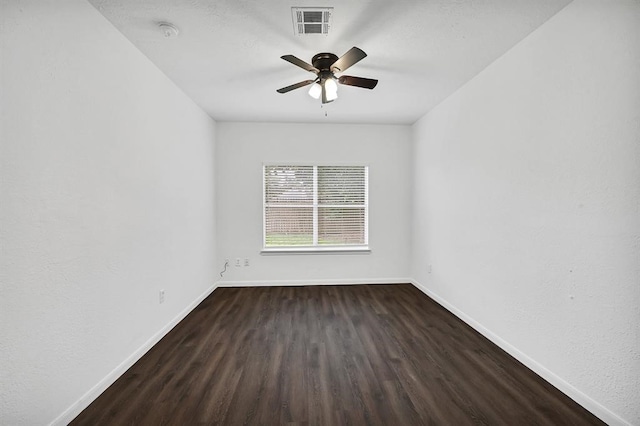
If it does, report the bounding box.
[263,165,368,252]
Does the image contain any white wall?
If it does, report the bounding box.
[410,0,640,425]
[216,122,411,285]
[0,1,217,424]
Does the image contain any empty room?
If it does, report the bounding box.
[1,0,638,425]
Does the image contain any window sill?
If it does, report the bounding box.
[261,246,371,255]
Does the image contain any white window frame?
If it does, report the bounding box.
[262,164,370,254]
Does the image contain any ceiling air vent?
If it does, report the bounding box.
[292,7,332,35]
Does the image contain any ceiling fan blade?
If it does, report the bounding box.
[281,55,319,73]
[276,80,316,94]
[338,75,378,89]
[330,47,367,73]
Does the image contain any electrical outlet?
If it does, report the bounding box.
[159,289,165,304]
[244,258,250,267]
[235,258,241,267]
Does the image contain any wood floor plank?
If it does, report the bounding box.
[71,284,606,425]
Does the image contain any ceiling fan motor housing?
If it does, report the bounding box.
[312,53,339,72]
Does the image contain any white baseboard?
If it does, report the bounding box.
[51,283,218,426]
[216,277,411,287]
[410,279,630,426]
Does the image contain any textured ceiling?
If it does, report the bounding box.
[88,0,572,124]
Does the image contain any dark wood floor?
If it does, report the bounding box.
[71,284,605,425]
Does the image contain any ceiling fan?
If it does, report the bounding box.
[276,46,378,104]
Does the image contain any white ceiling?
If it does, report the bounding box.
[88,0,572,125]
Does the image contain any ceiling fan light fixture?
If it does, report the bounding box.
[324,78,338,101]
[308,82,321,99]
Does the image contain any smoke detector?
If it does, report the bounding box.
[291,7,332,35]
[158,22,179,38]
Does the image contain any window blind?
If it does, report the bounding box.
[264,165,368,249]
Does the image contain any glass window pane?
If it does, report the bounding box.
[265,206,313,246]
[318,166,366,204]
[318,207,365,245]
[265,166,313,204]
